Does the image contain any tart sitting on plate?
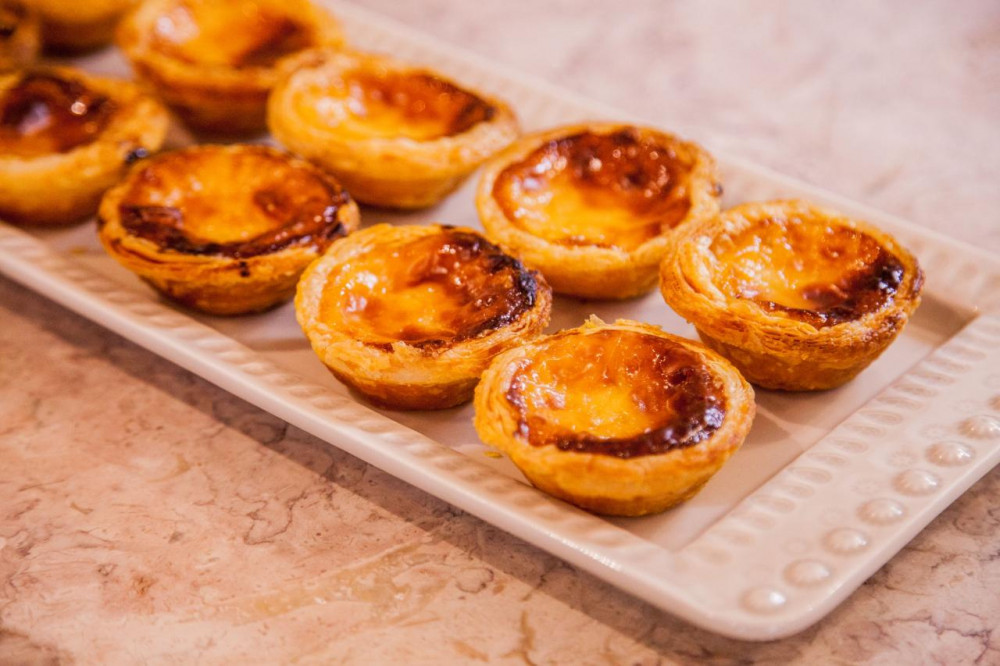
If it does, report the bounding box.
[476,123,721,300]
[0,1,40,71]
[295,224,552,410]
[33,0,136,52]
[659,200,924,391]
[98,144,360,315]
[269,49,520,209]
[117,0,343,134]
[474,318,755,516]
[0,67,168,226]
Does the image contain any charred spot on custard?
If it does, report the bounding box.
[333,229,539,350]
[717,217,906,327]
[232,15,311,68]
[0,73,116,157]
[116,149,352,260]
[400,231,536,347]
[347,70,495,137]
[505,330,727,458]
[561,129,675,195]
[756,251,904,327]
[492,129,694,251]
[149,2,314,69]
[119,202,347,258]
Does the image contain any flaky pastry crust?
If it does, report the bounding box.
[0,2,40,70]
[476,123,721,300]
[33,0,136,52]
[473,318,755,516]
[269,49,520,209]
[659,200,924,390]
[296,224,552,410]
[98,144,360,315]
[0,67,168,226]
[117,0,343,134]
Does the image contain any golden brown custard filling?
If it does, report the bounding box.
[150,1,314,68]
[493,129,694,252]
[0,73,115,158]
[712,217,905,327]
[300,69,495,141]
[319,230,537,348]
[506,330,726,458]
[113,148,349,258]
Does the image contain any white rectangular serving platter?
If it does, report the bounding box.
[2,0,1000,641]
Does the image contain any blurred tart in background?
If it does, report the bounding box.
[118,0,344,134]
[0,67,168,225]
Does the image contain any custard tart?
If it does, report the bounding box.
[474,318,755,516]
[296,224,552,410]
[476,123,721,300]
[0,67,168,226]
[117,0,343,134]
[33,0,135,52]
[0,1,39,70]
[659,200,924,391]
[98,144,360,315]
[269,49,520,209]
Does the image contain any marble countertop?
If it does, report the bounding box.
[2,1,999,663]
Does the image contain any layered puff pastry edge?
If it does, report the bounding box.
[269,49,520,209]
[659,199,924,391]
[476,123,721,300]
[0,67,168,226]
[474,318,755,516]
[98,144,360,315]
[295,224,552,410]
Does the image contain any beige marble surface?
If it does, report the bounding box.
[2,1,999,664]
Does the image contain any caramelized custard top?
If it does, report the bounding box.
[0,73,116,158]
[492,129,694,252]
[150,1,314,68]
[319,229,537,347]
[711,217,905,327]
[343,71,494,140]
[506,329,726,458]
[298,67,495,141]
[114,147,350,258]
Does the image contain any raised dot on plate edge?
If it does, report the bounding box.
[894,469,940,496]
[742,587,787,613]
[926,441,975,466]
[784,560,832,587]
[858,498,907,525]
[962,415,1000,439]
[824,528,869,554]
